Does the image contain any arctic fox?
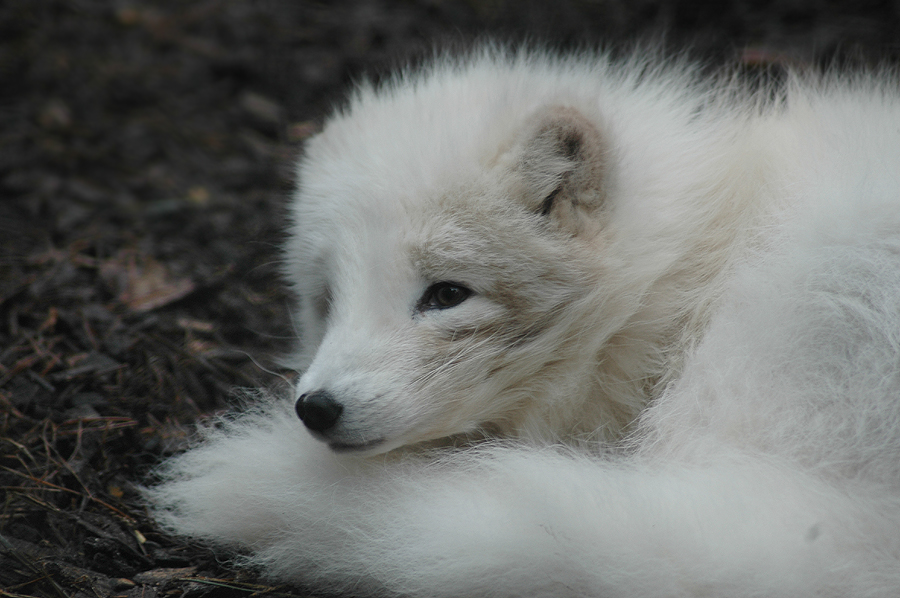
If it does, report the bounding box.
[146,46,900,597]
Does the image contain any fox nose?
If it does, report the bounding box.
[295,390,343,432]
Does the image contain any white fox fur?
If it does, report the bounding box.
[145,46,900,597]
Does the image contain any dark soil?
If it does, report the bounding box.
[2,1,898,597]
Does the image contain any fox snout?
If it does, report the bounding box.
[295,390,343,432]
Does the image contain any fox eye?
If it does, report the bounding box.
[419,282,472,310]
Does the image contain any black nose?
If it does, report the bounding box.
[295,390,343,432]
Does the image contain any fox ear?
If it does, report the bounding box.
[510,105,608,229]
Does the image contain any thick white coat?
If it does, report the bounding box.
[146,47,900,597]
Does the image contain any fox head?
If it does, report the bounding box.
[282,56,688,454]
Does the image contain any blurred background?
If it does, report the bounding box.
[2,1,899,596]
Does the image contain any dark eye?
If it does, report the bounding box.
[419,282,472,311]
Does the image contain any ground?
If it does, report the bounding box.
[2,1,899,597]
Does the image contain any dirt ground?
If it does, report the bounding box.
[2,1,899,597]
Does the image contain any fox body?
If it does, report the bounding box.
[147,47,900,596]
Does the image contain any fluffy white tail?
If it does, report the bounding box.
[146,400,900,597]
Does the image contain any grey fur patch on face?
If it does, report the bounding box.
[409,182,599,352]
